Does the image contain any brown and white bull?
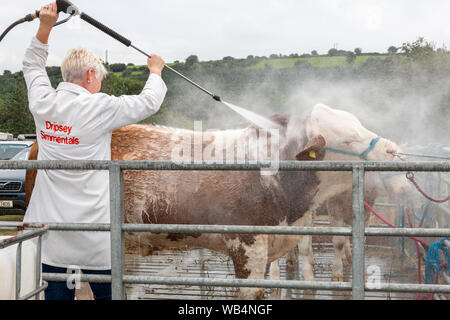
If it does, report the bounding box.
[26,104,403,299]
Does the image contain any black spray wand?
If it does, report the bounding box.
[77,9,222,102]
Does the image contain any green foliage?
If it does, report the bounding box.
[110,63,127,72]
[185,55,199,67]
[328,48,338,56]
[121,69,132,77]
[401,37,434,58]
[388,46,398,55]
[46,66,61,77]
[400,37,450,74]
[100,74,145,96]
[0,77,35,135]
[346,52,357,64]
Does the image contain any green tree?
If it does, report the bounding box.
[354,48,362,55]
[328,48,338,56]
[401,37,435,60]
[0,78,35,135]
[185,55,199,66]
[311,50,319,56]
[121,68,132,77]
[387,46,398,55]
[346,52,356,64]
[100,73,144,96]
[110,63,127,72]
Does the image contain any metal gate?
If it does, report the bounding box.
[0,160,449,300]
[0,224,48,299]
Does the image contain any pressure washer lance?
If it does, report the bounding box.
[0,0,222,103]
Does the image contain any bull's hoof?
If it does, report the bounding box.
[303,289,316,299]
[270,288,282,300]
[286,259,296,267]
[344,255,352,265]
[332,275,344,282]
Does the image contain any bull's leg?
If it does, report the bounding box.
[343,236,352,265]
[298,235,315,281]
[226,235,269,300]
[298,210,315,282]
[75,282,94,300]
[285,248,297,267]
[332,235,346,282]
[268,261,281,300]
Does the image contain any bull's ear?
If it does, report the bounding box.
[296,135,326,161]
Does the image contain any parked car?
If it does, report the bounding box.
[0,140,34,160]
[0,147,32,214]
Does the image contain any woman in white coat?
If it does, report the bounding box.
[23,2,167,300]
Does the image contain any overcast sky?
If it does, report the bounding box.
[0,0,449,73]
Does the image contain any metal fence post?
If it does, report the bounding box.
[110,164,125,300]
[15,241,22,300]
[352,165,365,300]
[35,235,42,300]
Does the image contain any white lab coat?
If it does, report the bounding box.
[23,37,167,270]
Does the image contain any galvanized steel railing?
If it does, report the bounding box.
[0,160,449,300]
[0,225,48,300]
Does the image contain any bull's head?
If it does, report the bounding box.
[306,104,401,161]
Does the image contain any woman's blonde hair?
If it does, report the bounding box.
[61,47,108,83]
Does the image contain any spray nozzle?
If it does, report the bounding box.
[56,0,79,15]
[213,95,222,102]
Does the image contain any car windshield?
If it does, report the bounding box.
[0,144,28,160]
[11,148,31,160]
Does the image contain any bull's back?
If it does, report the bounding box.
[112,125,318,227]
[112,125,273,226]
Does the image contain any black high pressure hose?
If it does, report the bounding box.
[0,0,222,102]
[0,0,76,43]
[0,18,27,43]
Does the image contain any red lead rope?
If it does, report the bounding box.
[364,202,434,299]
[407,172,450,203]
[364,202,430,249]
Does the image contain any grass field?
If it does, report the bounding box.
[247,55,390,69]
[111,54,396,78]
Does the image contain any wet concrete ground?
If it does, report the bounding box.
[124,243,418,300]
